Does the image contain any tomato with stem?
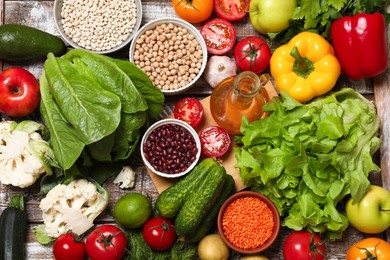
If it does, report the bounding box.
[142,216,176,251]
[85,225,127,260]
[172,0,213,23]
[346,237,390,260]
[53,232,86,260]
[234,36,271,74]
[283,230,325,260]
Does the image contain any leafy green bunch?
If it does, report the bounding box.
[39,49,164,190]
[272,0,390,43]
[235,88,381,240]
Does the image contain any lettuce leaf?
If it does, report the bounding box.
[43,53,122,145]
[40,50,164,173]
[235,88,381,240]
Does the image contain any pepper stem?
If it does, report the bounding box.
[290,46,314,78]
[9,194,24,211]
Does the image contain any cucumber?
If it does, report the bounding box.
[186,174,235,243]
[0,194,26,260]
[174,164,227,236]
[0,24,67,61]
[155,158,218,219]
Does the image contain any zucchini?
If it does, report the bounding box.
[0,194,26,260]
[186,174,235,243]
[174,164,226,236]
[155,158,218,218]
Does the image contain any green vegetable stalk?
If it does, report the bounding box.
[235,88,381,240]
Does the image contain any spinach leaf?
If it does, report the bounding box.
[39,72,85,170]
[40,50,164,186]
[111,111,146,161]
[44,53,122,144]
[107,57,165,119]
[64,49,148,114]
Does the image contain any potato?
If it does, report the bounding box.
[241,255,270,260]
[198,234,230,260]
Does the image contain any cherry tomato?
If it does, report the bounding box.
[283,230,325,260]
[172,0,213,23]
[53,232,86,260]
[85,225,127,260]
[213,0,250,21]
[199,126,231,158]
[346,237,390,260]
[200,18,237,55]
[234,36,272,74]
[173,97,204,128]
[142,216,176,251]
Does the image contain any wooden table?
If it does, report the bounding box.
[1,1,389,259]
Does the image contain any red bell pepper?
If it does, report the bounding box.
[330,12,388,80]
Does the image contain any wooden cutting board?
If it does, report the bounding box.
[147,80,279,193]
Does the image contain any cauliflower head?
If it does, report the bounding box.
[113,166,136,189]
[0,120,57,188]
[39,178,109,238]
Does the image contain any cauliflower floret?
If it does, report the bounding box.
[0,120,56,188]
[39,179,108,238]
[113,166,136,189]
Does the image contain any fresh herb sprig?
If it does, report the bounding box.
[271,0,390,43]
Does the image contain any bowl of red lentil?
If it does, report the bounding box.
[217,191,280,255]
[140,118,201,178]
[129,18,208,95]
[54,0,143,54]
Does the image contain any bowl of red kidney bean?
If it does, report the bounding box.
[141,118,201,178]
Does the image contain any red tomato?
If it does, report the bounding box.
[174,97,204,128]
[172,0,213,23]
[346,237,390,260]
[85,225,127,260]
[283,230,325,260]
[53,233,86,260]
[200,18,237,55]
[234,36,272,74]
[142,216,176,251]
[199,126,231,158]
[213,0,250,21]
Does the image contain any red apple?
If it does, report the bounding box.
[0,67,41,117]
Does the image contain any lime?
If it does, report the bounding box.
[113,192,152,229]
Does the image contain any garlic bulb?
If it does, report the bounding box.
[204,55,237,88]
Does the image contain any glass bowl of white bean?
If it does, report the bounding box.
[129,18,208,95]
[54,0,142,54]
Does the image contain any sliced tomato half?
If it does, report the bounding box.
[173,97,204,128]
[199,125,231,158]
[213,0,250,22]
[200,18,237,55]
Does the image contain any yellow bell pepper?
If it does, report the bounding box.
[270,32,341,103]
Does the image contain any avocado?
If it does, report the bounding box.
[0,24,67,61]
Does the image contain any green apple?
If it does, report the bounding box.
[249,0,296,34]
[346,185,390,234]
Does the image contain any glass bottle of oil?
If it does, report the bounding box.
[210,71,271,135]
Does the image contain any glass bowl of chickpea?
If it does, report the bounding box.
[129,18,208,95]
[53,0,142,54]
